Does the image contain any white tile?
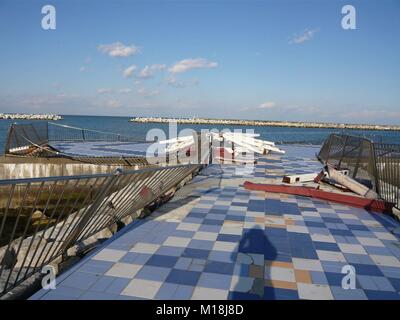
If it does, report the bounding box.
[192,287,228,300]
[122,279,162,299]
[105,263,142,278]
[338,244,367,255]
[93,249,126,262]
[317,250,346,262]
[370,255,400,267]
[163,236,191,247]
[287,225,309,234]
[292,258,323,271]
[265,266,295,282]
[297,283,333,300]
[219,226,243,235]
[373,232,398,241]
[177,222,200,232]
[130,243,160,254]
[193,231,218,241]
[213,241,238,252]
[310,233,335,243]
[356,237,384,247]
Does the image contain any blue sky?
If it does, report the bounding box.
[0,0,399,124]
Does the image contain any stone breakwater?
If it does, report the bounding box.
[131,117,400,131]
[0,113,62,120]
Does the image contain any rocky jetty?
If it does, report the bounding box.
[130,117,400,131]
[0,113,62,120]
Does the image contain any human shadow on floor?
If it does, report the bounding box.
[230,226,277,300]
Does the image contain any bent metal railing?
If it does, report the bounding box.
[0,163,201,297]
[318,134,400,209]
[4,122,147,155]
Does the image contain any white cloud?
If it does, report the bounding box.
[289,29,318,44]
[79,66,87,72]
[138,64,166,79]
[98,42,140,57]
[258,102,276,109]
[104,99,122,108]
[123,65,137,78]
[137,87,160,98]
[168,58,218,74]
[97,88,113,94]
[166,76,200,88]
[118,88,132,93]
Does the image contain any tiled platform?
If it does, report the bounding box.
[30,145,400,300]
[51,141,152,157]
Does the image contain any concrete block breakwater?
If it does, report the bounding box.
[0,113,62,120]
[131,117,400,131]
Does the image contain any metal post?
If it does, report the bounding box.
[60,169,121,254]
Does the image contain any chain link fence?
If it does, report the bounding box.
[318,134,400,209]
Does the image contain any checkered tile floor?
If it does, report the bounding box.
[51,141,151,157]
[30,145,400,300]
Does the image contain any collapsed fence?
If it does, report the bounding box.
[4,122,147,156]
[0,163,202,297]
[318,134,400,209]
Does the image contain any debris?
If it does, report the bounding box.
[282,172,319,184]
[244,182,394,213]
[326,166,378,199]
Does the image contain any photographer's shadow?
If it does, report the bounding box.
[230,226,277,300]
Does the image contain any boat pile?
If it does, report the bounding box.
[158,131,285,163]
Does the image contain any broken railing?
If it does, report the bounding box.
[0,163,201,297]
[318,134,400,209]
[4,122,146,155]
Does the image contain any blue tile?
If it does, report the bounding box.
[89,276,115,292]
[389,278,400,291]
[188,212,207,219]
[310,271,328,285]
[146,254,179,268]
[198,224,221,233]
[120,252,151,264]
[170,230,196,239]
[135,265,171,282]
[364,290,400,300]
[217,234,242,243]
[324,272,345,286]
[204,261,235,275]
[197,272,232,290]
[330,286,367,300]
[156,245,185,257]
[228,291,261,300]
[305,221,326,228]
[165,269,201,286]
[174,285,195,299]
[343,253,375,265]
[347,224,370,231]
[313,241,341,252]
[352,263,384,277]
[208,250,237,263]
[264,287,298,300]
[248,200,265,212]
[188,239,215,250]
[183,248,210,259]
[330,229,354,237]
[61,271,99,290]
[239,229,265,254]
[80,260,114,274]
[155,283,179,299]
[203,219,224,226]
[106,278,131,294]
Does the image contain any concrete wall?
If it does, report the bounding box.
[0,163,126,180]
